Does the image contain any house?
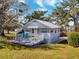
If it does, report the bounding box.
[24,19,61,34]
[14,19,61,45]
[24,19,61,41]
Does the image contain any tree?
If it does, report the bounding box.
[51,0,79,31]
[0,0,29,36]
[25,10,47,21]
[0,0,18,36]
[4,20,23,34]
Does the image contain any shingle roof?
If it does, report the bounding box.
[24,19,61,29]
[36,19,61,28]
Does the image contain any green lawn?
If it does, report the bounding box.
[0,32,79,59]
[4,30,17,37]
[0,44,79,59]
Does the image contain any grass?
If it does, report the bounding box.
[0,36,8,41]
[4,30,17,37]
[0,32,79,59]
[0,43,79,59]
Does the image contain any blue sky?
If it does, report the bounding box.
[19,0,74,26]
[20,0,63,16]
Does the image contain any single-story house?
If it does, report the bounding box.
[24,19,61,42]
[24,19,61,34]
[14,19,61,45]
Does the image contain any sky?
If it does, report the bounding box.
[19,0,74,26]
[20,0,63,16]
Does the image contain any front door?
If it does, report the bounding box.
[32,29,37,34]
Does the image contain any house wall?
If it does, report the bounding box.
[25,28,60,34]
[38,28,49,33]
[24,20,60,34]
[25,28,49,33]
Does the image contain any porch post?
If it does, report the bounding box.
[30,28,32,33]
[49,28,51,33]
[34,28,38,34]
[53,28,55,33]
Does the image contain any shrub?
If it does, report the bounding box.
[68,32,79,47]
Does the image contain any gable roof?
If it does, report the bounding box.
[24,19,61,29]
[36,20,61,28]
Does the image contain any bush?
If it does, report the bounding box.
[68,32,79,47]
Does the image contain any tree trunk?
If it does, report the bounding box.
[73,19,78,32]
[0,29,5,36]
[70,15,78,32]
[7,30,10,34]
[74,24,79,32]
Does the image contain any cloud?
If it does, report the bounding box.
[43,0,56,6]
[35,0,44,7]
[60,0,64,2]
[35,0,57,7]
[19,0,25,3]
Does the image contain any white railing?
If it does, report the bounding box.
[14,32,60,44]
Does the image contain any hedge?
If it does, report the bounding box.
[68,32,79,47]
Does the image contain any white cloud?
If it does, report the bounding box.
[35,0,56,7]
[35,0,44,7]
[60,0,64,2]
[44,0,56,6]
[19,0,25,3]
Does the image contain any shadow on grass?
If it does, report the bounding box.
[0,43,66,51]
[28,44,66,50]
[0,46,4,49]
[10,44,66,51]
[0,36,66,50]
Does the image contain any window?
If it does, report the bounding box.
[40,28,48,33]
